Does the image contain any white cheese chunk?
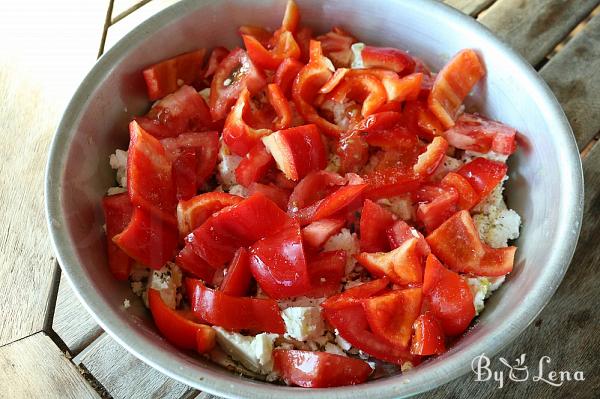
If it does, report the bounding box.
[324,228,359,275]
[107,186,127,196]
[198,88,211,103]
[335,331,352,351]
[213,327,277,374]
[467,275,507,315]
[228,184,249,197]
[324,342,347,357]
[350,42,365,69]
[148,262,182,310]
[282,307,325,341]
[109,149,128,188]
[217,154,242,188]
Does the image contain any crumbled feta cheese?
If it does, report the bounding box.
[148,262,182,310]
[325,153,341,173]
[335,332,352,351]
[324,228,359,274]
[213,327,277,374]
[282,307,325,341]
[107,186,127,196]
[209,346,263,379]
[431,155,464,181]
[324,342,347,356]
[401,362,414,372]
[198,88,211,103]
[350,42,365,69]
[467,275,507,315]
[129,264,150,298]
[131,281,145,296]
[217,154,242,187]
[228,184,249,197]
[109,149,128,187]
[343,279,366,291]
[488,275,506,293]
[278,296,325,310]
[122,299,131,309]
[323,56,336,72]
[464,150,509,163]
[377,196,414,221]
[223,78,232,86]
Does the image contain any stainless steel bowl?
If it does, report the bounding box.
[45,0,584,397]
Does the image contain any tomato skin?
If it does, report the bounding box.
[428,49,485,128]
[223,87,271,156]
[186,278,285,333]
[143,49,206,101]
[148,289,216,351]
[357,45,416,75]
[302,217,345,248]
[422,254,475,336]
[175,244,218,282]
[410,312,446,356]
[113,208,178,269]
[220,248,253,296]
[235,142,274,187]
[355,237,423,285]
[274,58,304,97]
[273,350,372,388]
[363,287,422,348]
[311,183,369,221]
[456,157,507,201]
[188,193,291,267]
[249,221,311,299]
[127,121,177,226]
[102,193,134,280]
[359,199,396,253]
[305,250,346,297]
[262,124,327,181]
[177,192,243,239]
[210,48,267,121]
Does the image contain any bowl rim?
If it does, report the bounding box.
[45,0,584,397]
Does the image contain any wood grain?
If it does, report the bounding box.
[74,334,195,399]
[478,0,600,66]
[53,273,104,356]
[0,332,99,398]
[540,12,600,149]
[445,0,496,15]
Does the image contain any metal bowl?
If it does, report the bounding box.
[45,0,584,397]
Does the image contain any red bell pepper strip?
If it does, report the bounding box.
[102,193,134,280]
[220,248,253,296]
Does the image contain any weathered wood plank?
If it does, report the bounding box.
[0,0,110,347]
[74,333,195,399]
[478,0,600,66]
[540,12,600,149]
[444,0,496,16]
[0,332,100,398]
[53,272,104,356]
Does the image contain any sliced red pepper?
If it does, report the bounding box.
[444,113,517,155]
[169,148,197,200]
[326,71,387,117]
[266,83,293,129]
[428,49,485,128]
[410,311,446,356]
[281,0,300,33]
[220,248,253,296]
[176,244,218,281]
[102,193,134,280]
[456,157,507,201]
[403,100,445,141]
[359,199,396,253]
[249,221,311,299]
[322,277,390,310]
[387,219,430,256]
[363,287,422,348]
[238,26,272,47]
[243,30,300,71]
[113,208,178,269]
[274,58,304,97]
[316,26,357,68]
[353,44,415,75]
[440,172,479,210]
[416,185,459,233]
[127,121,176,226]
[305,250,346,298]
[235,142,274,187]
[203,47,229,79]
[311,183,368,221]
[142,49,206,101]
[186,278,285,333]
[148,289,216,351]
[355,237,423,285]
[302,217,346,248]
[247,182,290,210]
[337,127,369,174]
[367,70,423,103]
[413,136,448,177]
[274,350,371,388]
[364,166,422,200]
[288,171,345,213]
[294,26,313,63]
[422,254,475,336]
[176,192,243,239]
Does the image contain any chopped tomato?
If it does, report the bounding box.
[113,208,178,269]
[102,193,134,280]
[456,157,507,201]
[410,312,446,356]
[243,30,300,70]
[203,47,229,79]
[311,183,368,221]
[220,248,253,296]
[176,244,218,281]
[247,182,289,210]
[413,136,448,177]
[127,121,176,226]
[274,350,371,388]
[316,27,357,68]
[305,250,346,297]
[210,48,267,121]
[355,238,423,285]
[326,71,387,117]
[354,45,415,75]
[249,221,311,298]
[363,288,422,348]
[186,278,285,333]
[148,289,216,351]
[322,277,390,310]
[444,113,517,155]
[188,193,292,266]
[440,172,479,210]
[274,58,304,97]
[387,220,430,256]
[359,199,396,253]
[422,254,475,336]
[177,192,243,238]
[235,142,274,187]
[266,83,293,129]
[262,124,327,181]
[136,85,218,139]
[142,49,206,101]
[302,217,346,248]
[426,210,516,276]
[428,49,485,128]
[223,87,271,156]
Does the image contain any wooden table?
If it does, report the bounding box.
[1,1,599,397]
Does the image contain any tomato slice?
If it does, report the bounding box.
[220,248,253,296]
[102,193,134,280]
[311,183,369,221]
[354,44,415,75]
[136,85,218,139]
[148,289,216,351]
[127,121,176,226]
[359,199,396,253]
[456,157,507,201]
[326,71,387,117]
[363,287,422,348]
[210,48,267,121]
[387,220,430,256]
[426,210,516,276]
[274,58,304,97]
[428,49,485,128]
[113,208,178,269]
[292,40,342,137]
[186,278,285,333]
[247,182,290,210]
[142,49,206,101]
[177,192,243,238]
[410,311,446,356]
[175,244,218,281]
[322,277,390,310]
[188,193,292,267]
[305,250,346,298]
[203,47,229,79]
[302,217,346,248]
[316,27,357,68]
[249,221,311,298]
[440,172,479,210]
[413,136,448,177]
[422,254,475,336]
[262,124,327,181]
[266,83,292,129]
[355,237,423,285]
[444,113,517,155]
[274,350,372,388]
[235,142,274,187]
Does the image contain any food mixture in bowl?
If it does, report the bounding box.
[102,0,521,388]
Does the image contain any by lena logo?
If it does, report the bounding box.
[471,353,585,389]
